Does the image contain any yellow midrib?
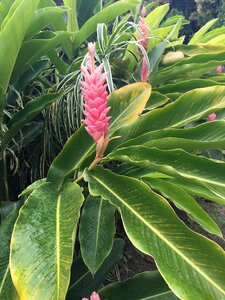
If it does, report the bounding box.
[56,195,61,299]
[93,174,225,296]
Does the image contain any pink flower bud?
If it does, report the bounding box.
[90,292,101,300]
[81,45,111,158]
[216,66,223,73]
[208,112,216,122]
[141,6,147,18]
[82,291,101,300]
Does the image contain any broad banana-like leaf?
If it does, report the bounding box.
[143,178,222,236]
[106,146,225,205]
[79,196,115,275]
[155,78,222,94]
[25,7,68,39]
[10,182,84,299]
[4,93,62,144]
[11,31,72,82]
[99,271,178,300]
[0,0,40,93]
[118,121,225,150]
[73,0,139,50]
[189,19,218,44]
[47,82,151,189]
[67,238,124,300]
[0,209,19,299]
[109,86,225,147]
[84,166,225,300]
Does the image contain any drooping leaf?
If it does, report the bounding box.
[10,182,84,299]
[143,178,222,237]
[67,238,124,300]
[79,195,115,275]
[99,271,178,300]
[84,166,225,300]
[107,146,225,205]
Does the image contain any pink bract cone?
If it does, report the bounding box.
[137,7,149,54]
[137,7,150,82]
[81,43,111,160]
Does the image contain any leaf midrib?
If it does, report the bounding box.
[92,174,225,296]
[56,195,61,297]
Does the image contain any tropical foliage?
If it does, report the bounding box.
[1,1,225,300]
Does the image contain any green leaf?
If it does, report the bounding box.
[143,178,222,237]
[11,31,72,82]
[10,182,84,299]
[47,82,151,189]
[118,121,225,150]
[146,4,170,30]
[189,19,218,44]
[19,179,46,197]
[109,86,225,146]
[79,195,115,275]
[25,6,68,39]
[0,209,19,299]
[99,271,178,300]
[67,238,124,300]
[155,78,222,94]
[0,0,40,92]
[84,166,225,300]
[107,146,225,205]
[145,91,169,110]
[4,92,62,144]
[73,0,139,51]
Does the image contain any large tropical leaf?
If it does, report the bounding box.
[67,238,124,300]
[143,178,222,236]
[117,121,225,150]
[10,182,84,299]
[84,166,225,300]
[0,0,40,93]
[99,271,178,300]
[79,195,115,275]
[108,86,225,148]
[106,146,225,205]
[0,209,19,299]
[47,82,151,189]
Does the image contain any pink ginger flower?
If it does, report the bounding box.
[137,7,149,54]
[81,43,111,159]
[82,291,101,300]
[208,112,217,122]
[216,66,223,73]
[137,7,150,82]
